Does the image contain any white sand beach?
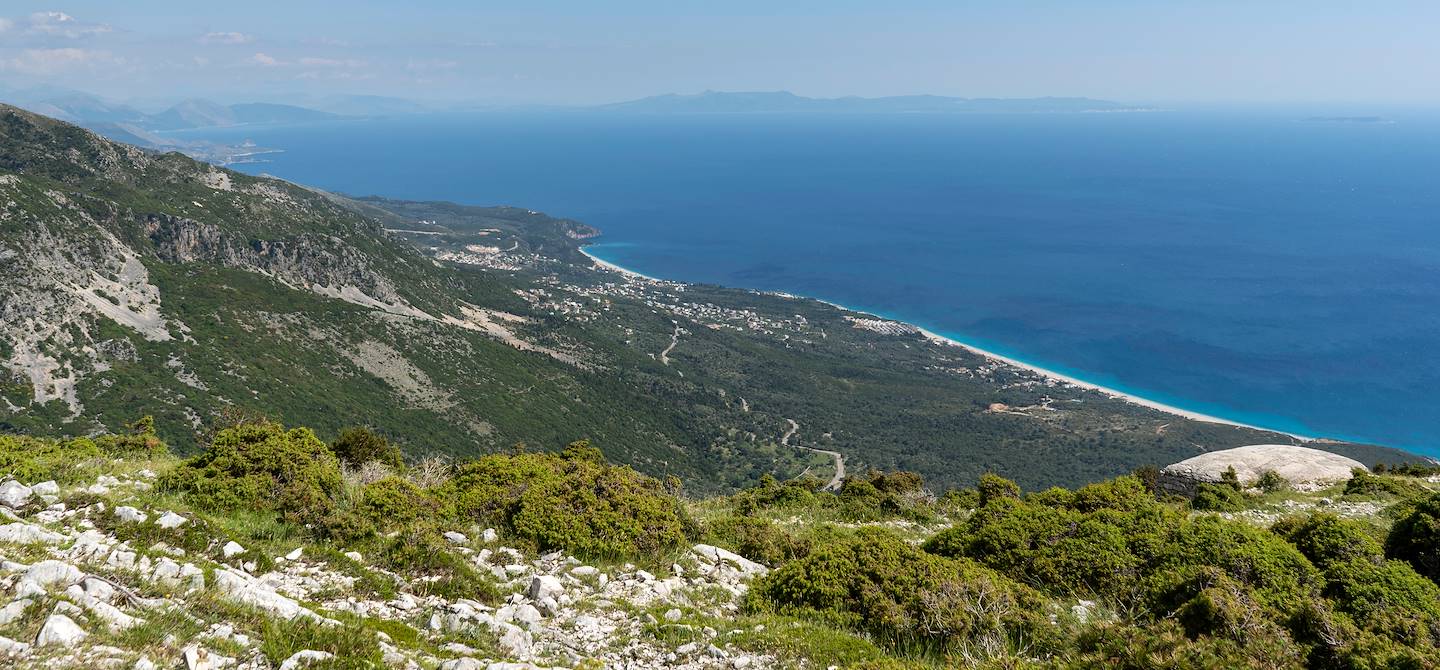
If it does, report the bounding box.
[583,245,1313,441]
[580,247,667,282]
[911,326,1314,441]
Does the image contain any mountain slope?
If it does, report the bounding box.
[0,105,1413,493]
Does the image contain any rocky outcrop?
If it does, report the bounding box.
[1159,444,1367,495]
[0,470,780,669]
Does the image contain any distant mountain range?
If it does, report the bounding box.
[0,89,346,131]
[0,87,1149,163]
[598,90,1147,114]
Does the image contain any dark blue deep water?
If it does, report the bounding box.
[180,110,1440,454]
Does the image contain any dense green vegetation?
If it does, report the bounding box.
[6,416,1440,668]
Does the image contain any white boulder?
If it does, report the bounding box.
[1159,444,1367,495]
[0,481,31,509]
[34,613,87,646]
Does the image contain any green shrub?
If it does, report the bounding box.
[159,420,344,525]
[0,421,168,484]
[746,529,1054,657]
[435,441,693,561]
[1272,513,1383,569]
[926,475,1175,598]
[1148,516,1319,615]
[330,427,403,470]
[357,476,439,530]
[1189,482,1245,512]
[703,515,822,567]
[1386,493,1440,583]
[977,473,1021,505]
[1345,470,1429,500]
[1255,470,1290,493]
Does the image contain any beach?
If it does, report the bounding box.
[584,244,1314,442]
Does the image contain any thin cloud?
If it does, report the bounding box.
[201,31,253,45]
[247,52,283,67]
[407,58,459,72]
[25,11,111,39]
[298,57,365,68]
[0,18,13,33]
[2,48,118,75]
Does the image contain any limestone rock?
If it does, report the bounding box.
[115,506,148,523]
[34,613,87,646]
[278,650,335,670]
[0,481,33,508]
[1159,444,1367,496]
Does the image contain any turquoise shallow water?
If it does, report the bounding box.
[182,108,1440,454]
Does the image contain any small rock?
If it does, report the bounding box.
[115,506,148,523]
[156,512,188,529]
[182,645,235,670]
[732,656,753,668]
[0,634,31,657]
[481,528,498,543]
[278,650,335,670]
[443,531,468,544]
[0,600,33,625]
[0,481,32,508]
[34,613,88,646]
[134,656,157,670]
[285,547,304,561]
[635,569,655,582]
[30,481,59,496]
[221,541,246,558]
[664,608,682,622]
[343,551,363,562]
[439,660,484,670]
[527,575,564,601]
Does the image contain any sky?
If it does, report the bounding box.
[0,1,1436,108]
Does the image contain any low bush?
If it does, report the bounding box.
[745,529,1055,660]
[926,475,1175,598]
[0,417,168,484]
[1386,492,1440,583]
[1344,470,1430,500]
[331,427,404,470]
[702,515,831,568]
[1255,470,1290,493]
[434,440,693,561]
[159,420,344,526]
[1188,482,1246,512]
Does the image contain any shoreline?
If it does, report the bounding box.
[582,243,1315,442]
[579,246,668,282]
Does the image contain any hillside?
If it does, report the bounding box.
[1,423,1439,668]
[0,104,1416,495]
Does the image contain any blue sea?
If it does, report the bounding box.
[177,108,1440,455]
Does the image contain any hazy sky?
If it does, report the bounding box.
[1,1,1436,107]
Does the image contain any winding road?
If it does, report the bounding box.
[782,418,846,491]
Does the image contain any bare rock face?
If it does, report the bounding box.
[1159,444,1367,495]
